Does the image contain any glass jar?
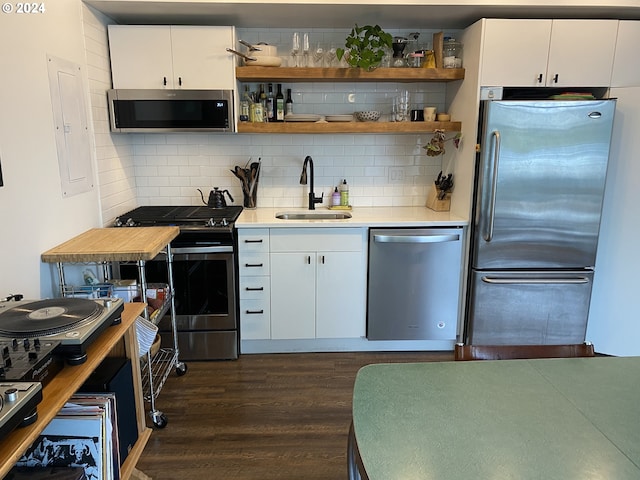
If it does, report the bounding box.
[442,38,463,68]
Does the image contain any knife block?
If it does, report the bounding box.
[426,184,451,211]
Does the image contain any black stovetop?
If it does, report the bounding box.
[114,205,243,227]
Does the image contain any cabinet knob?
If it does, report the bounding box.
[552,74,559,84]
[537,74,543,84]
[245,309,264,315]
[245,263,263,268]
[245,287,264,291]
[306,256,311,264]
[244,239,263,243]
[178,77,182,86]
[163,76,167,86]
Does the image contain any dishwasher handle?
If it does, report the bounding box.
[373,233,460,244]
[482,276,590,285]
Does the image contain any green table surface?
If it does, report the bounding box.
[352,356,640,479]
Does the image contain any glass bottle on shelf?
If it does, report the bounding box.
[266,83,275,122]
[240,85,250,122]
[285,88,293,116]
[276,84,285,121]
[259,84,268,121]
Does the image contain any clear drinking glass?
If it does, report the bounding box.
[312,43,325,67]
[301,33,310,67]
[291,32,300,67]
[325,45,337,67]
[394,90,410,122]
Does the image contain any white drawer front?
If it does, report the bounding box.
[239,276,270,300]
[240,298,270,340]
[270,228,364,252]
[238,229,270,254]
[239,252,270,276]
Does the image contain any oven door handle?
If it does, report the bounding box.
[171,246,234,254]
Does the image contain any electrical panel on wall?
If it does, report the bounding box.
[47,55,94,197]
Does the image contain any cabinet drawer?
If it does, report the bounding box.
[239,252,270,276]
[240,298,270,340]
[238,229,270,253]
[239,276,270,300]
[270,228,364,252]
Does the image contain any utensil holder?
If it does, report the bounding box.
[426,184,451,211]
[243,180,258,209]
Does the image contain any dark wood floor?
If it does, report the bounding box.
[135,350,453,479]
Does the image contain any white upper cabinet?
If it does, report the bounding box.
[108,25,235,89]
[611,21,640,87]
[480,19,618,87]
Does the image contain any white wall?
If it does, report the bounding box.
[587,87,640,356]
[82,4,137,223]
[0,0,101,299]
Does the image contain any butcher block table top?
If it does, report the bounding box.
[41,226,180,263]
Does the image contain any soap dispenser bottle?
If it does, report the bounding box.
[339,179,349,206]
[331,187,341,207]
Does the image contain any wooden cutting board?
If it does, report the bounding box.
[433,31,444,68]
[41,227,180,263]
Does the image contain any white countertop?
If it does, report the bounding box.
[236,206,468,228]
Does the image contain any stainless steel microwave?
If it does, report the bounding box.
[107,89,235,133]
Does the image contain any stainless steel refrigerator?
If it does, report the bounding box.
[466,98,616,345]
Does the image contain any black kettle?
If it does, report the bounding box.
[198,187,234,208]
[208,187,234,208]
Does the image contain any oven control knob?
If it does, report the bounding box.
[220,218,229,227]
[125,218,137,227]
[205,218,216,227]
[114,217,123,227]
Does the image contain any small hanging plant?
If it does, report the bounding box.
[423,130,462,157]
[336,24,393,71]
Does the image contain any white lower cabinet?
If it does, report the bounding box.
[270,228,366,340]
[270,252,317,339]
[238,227,366,342]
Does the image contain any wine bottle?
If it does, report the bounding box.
[259,84,267,122]
[240,85,250,122]
[266,83,275,122]
[285,88,294,116]
[275,83,285,121]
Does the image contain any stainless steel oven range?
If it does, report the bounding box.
[114,205,243,360]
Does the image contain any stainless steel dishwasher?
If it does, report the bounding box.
[367,227,463,341]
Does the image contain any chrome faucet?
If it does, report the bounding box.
[300,155,323,210]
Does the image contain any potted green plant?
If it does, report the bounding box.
[423,130,462,157]
[336,24,393,70]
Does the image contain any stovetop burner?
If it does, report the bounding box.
[114,205,243,229]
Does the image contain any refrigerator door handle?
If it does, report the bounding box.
[481,276,591,285]
[373,234,460,244]
[484,130,501,242]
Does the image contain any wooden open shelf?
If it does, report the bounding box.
[235,66,465,82]
[237,120,461,134]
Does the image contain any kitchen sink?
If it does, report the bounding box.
[275,211,352,220]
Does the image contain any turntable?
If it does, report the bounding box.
[0,297,124,367]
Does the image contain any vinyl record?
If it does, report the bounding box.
[0,298,104,337]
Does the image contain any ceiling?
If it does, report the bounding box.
[84,1,640,29]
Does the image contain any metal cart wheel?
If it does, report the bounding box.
[175,361,188,376]
[151,410,168,429]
